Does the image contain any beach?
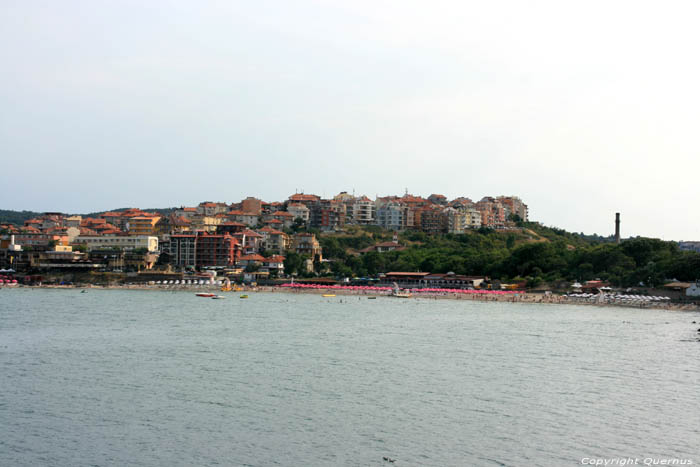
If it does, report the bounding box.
[11,282,699,312]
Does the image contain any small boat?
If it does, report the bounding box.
[196,293,216,298]
[322,294,336,297]
[239,294,249,299]
[211,295,226,299]
[391,282,412,298]
[367,296,377,299]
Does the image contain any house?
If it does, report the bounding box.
[226,210,260,227]
[292,233,322,259]
[286,203,310,223]
[428,194,448,205]
[475,197,507,228]
[237,254,266,269]
[196,201,229,216]
[241,197,263,215]
[258,227,290,253]
[262,211,295,228]
[234,230,263,255]
[376,201,404,231]
[175,207,198,220]
[262,255,285,276]
[360,233,404,253]
[287,193,321,209]
[351,196,375,225]
[126,216,161,236]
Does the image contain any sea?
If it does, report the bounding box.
[1,288,699,467]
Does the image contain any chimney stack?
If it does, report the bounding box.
[614,213,620,244]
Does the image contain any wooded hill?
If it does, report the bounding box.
[288,223,700,288]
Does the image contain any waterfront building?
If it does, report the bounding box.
[167,232,239,268]
[75,235,159,252]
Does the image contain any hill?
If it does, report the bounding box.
[309,223,699,288]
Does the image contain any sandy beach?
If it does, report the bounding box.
[11,283,700,312]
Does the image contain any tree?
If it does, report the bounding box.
[283,252,305,276]
[245,262,260,272]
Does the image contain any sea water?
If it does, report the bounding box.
[1,288,699,466]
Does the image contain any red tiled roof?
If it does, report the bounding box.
[289,193,320,201]
[266,219,283,224]
[171,215,191,226]
[264,255,286,263]
[274,211,294,217]
[239,254,265,262]
[376,241,401,247]
[240,230,262,238]
[260,227,285,235]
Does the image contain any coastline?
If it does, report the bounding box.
[8,283,700,312]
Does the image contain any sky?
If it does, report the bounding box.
[1,1,699,240]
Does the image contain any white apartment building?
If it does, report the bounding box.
[75,235,159,252]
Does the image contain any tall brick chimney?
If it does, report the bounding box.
[614,213,620,244]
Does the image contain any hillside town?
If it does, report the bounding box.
[0,193,527,282]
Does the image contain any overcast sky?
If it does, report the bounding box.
[2,1,699,240]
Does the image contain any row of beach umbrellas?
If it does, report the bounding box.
[568,293,670,301]
[154,280,222,286]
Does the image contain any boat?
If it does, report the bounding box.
[211,295,226,299]
[239,294,249,299]
[391,282,412,298]
[322,294,336,297]
[196,293,216,298]
[367,296,377,299]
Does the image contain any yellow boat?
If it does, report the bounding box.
[322,294,336,297]
[239,294,249,299]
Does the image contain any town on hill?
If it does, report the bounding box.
[1,192,699,298]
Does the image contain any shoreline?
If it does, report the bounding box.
[6,283,700,312]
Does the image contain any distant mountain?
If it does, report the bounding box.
[0,207,179,226]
